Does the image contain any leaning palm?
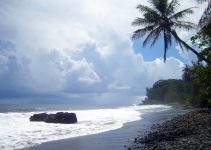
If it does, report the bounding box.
[132,0,211,64]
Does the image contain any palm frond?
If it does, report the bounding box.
[171,30,188,52]
[136,4,154,13]
[142,27,161,47]
[174,21,197,30]
[166,0,179,16]
[150,0,168,16]
[136,4,161,25]
[169,7,196,20]
[143,13,160,25]
[178,42,185,52]
[132,17,154,26]
[136,4,160,17]
[149,28,162,47]
[132,25,156,40]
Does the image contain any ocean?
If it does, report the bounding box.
[0,104,171,150]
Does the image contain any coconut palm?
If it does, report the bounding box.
[132,0,211,64]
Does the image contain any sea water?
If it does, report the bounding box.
[0,104,171,150]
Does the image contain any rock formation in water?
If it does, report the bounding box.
[30,112,77,124]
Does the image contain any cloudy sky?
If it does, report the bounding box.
[0,0,207,104]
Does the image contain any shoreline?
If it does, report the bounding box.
[22,106,188,150]
[127,109,211,150]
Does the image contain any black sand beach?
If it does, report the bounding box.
[23,107,188,150]
[127,109,211,150]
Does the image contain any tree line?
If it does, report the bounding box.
[132,0,211,107]
[143,23,211,107]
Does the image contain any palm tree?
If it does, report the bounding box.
[132,0,211,64]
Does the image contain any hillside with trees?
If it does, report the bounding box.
[143,79,187,105]
[143,22,211,107]
[141,0,211,107]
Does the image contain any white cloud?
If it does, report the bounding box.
[0,0,201,100]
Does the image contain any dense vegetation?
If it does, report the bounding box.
[143,22,211,107]
[143,79,187,104]
[132,0,211,107]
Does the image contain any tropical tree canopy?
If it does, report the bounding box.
[144,20,211,108]
[132,0,211,64]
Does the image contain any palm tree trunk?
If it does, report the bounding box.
[171,30,211,65]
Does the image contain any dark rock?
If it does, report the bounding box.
[30,112,77,124]
[30,113,48,122]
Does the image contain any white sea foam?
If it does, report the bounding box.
[0,105,171,150]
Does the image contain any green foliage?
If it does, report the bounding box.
[144,57,211,107]
[191,23,211,62]
[182,62,211,107]
[143,79,187,104]
[142,3,211,107]
[187,23,211,106]
[191,33,211,49]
